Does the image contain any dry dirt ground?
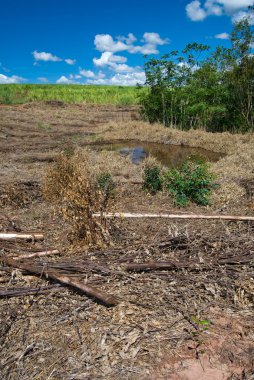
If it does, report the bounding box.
[0,103,254,380]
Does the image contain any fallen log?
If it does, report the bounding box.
[93,212,254,221]
[13,249,59,260]
[0,232,44,241]
[2,257,118,306]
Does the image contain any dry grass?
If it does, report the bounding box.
[43,151,114,247]
[97,120,254,209]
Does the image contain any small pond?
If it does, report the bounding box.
[91,140,223,167]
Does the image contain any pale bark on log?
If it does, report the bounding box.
[0,232,44,241]
[2,257,118,306]
[13,250,59,260]
[93,212,254,221]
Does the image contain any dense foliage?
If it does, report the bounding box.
[164,157,216,206]
[143,165,163,194]
[139,13,254,133]
[142,157,216,206]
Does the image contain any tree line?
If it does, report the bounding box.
[138,13,254,133]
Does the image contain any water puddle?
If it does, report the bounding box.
[91,140,223,167]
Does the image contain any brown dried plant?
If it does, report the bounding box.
[43,151,114,247]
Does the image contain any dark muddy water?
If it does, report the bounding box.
[91,140,223,167]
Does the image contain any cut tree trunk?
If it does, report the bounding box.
[2,257,118,306]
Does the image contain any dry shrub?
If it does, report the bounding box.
[43,151,114,247]
[0,182,40,208]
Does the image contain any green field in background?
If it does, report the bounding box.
[0,84,141,105]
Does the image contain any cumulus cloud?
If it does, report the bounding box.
[65,58,76,65]
[79,69,105,79]
[70,74,82,79]
[92,32,169,75]
[215,32,230,39]
[37,77,49,83]
[142,32,170,45]
[186,1,207,21]
[32,51,76,65]
[186,0,254,22]
[94,35,127,53]
[93,52,127,67]
[79,69,95,78]
[93,51,140,73]
[56,76,75,84]
[87,71,146,86]
[0,74,26,84]
[33,51,62,62]
[94,32,169,55]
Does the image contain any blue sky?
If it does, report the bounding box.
[0,0,254,85]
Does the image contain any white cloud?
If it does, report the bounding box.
[111,63,138,73]
[38,77,49,83]
[94,34,127,53]
[32,51,76,65]
[142,32,169,45]
[117,33,137,44]
[56,76,75,84]
[186,1,207,21]
[186,0,254,22]
[94,32,169,55]
[87,71,146,86]
[33,51,62,62]
[93,51,138,72]
[65,58,76,65]
[79,69,95,78]
[215,32,230,39]
[79,69,105,79]
[0,74,26,84]
[128,44,160,54]
[220,0,254,14]
[232,10,254,24]
[93,52,127,67]
[70,74,82,79]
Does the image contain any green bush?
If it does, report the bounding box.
[96,172,116,200]
[143,165,163,194]
[164,157,217,206]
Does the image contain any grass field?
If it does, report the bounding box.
[0,84,140,105]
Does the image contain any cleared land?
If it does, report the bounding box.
[0,102,254,379]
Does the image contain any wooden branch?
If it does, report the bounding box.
[0,284,64,298]
[2,257,118,306]
[13,249,59,260]
[0,232,44,241]
[93,212,254,221]
[125,261,178,272]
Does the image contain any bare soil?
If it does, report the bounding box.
[0,103,254,380]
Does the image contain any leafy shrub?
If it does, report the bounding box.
[164,157,216,206]
[143,164,163,194]
[96,172,116,211]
